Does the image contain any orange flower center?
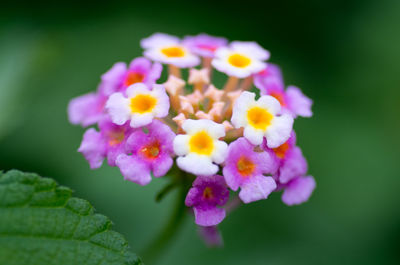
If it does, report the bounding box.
[124,71,145,87]
[107,130,125,146]
[237,156,255,177]
[273,142,290,159]
[140,141,161,159]
[130,94,157,114]
[269,91,286,107]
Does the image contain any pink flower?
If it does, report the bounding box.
[254,64,313,118]
[115,120,175,186]
[223,137,277,203]
[99,58,162,95]
[78,118,134,169]
[263,132,316,206]
[68,58,162,127]
[183,34,228,58]
[185,175,229,226]
[263,132,307,184]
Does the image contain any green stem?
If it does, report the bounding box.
[140,178,189,264]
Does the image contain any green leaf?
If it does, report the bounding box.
[0,170,142,265]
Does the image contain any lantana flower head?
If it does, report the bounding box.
[141,33,200,68]
[212,41,269,78]
[68,32,316,246]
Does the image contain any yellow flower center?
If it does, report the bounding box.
[273,141,290,159]
[202,187,214,199]
[228,53,251,68]
[107,131,124,146]
[161,46,185,58]
[237,156,255,177]
[247,106,273,130]
[130,94,157,114]
[140,141,161,159]
[189,131,214,156]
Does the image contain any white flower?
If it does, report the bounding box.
[173,119,228,176]
[141,33,200,68]
[106,83,169,128]
[211,41,269,78]
[231,91,293,148]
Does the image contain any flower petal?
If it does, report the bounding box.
[194,206,226,226]
[282,176,316,206]
[264,114,294,148]
[239,175,276,203]
[116,154,152,186]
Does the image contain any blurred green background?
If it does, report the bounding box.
[1,0,399,264]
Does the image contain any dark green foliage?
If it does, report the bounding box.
[0,170,142,265]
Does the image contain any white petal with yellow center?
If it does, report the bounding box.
[231,91,293,147]
[173,119,228,176]
[106,83,169,128]
[144,45,200,68]
[212,47,267,78]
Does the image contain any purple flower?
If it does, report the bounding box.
[254,65,313,118]
[115,119,175,186]
[198,226,223,247]
[223,137,277,204]
[183,34,228,58]
[78,118,134,169]
[185,175,229,227]
[263,132,308,184]
[281,175,316,206]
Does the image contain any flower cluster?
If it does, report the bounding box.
[68,33,316,246]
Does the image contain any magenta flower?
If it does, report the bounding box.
[254,64,313,118]
[263,132,308,184]
[182,34,228,58]
[185,175,229,226]
[68,58,162,127]
[115,120,175,186]
[78,118,134,169]
[263,132,316,205]
[100,58,163,95]
[223,137,277,203]
[253,63,284,93]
